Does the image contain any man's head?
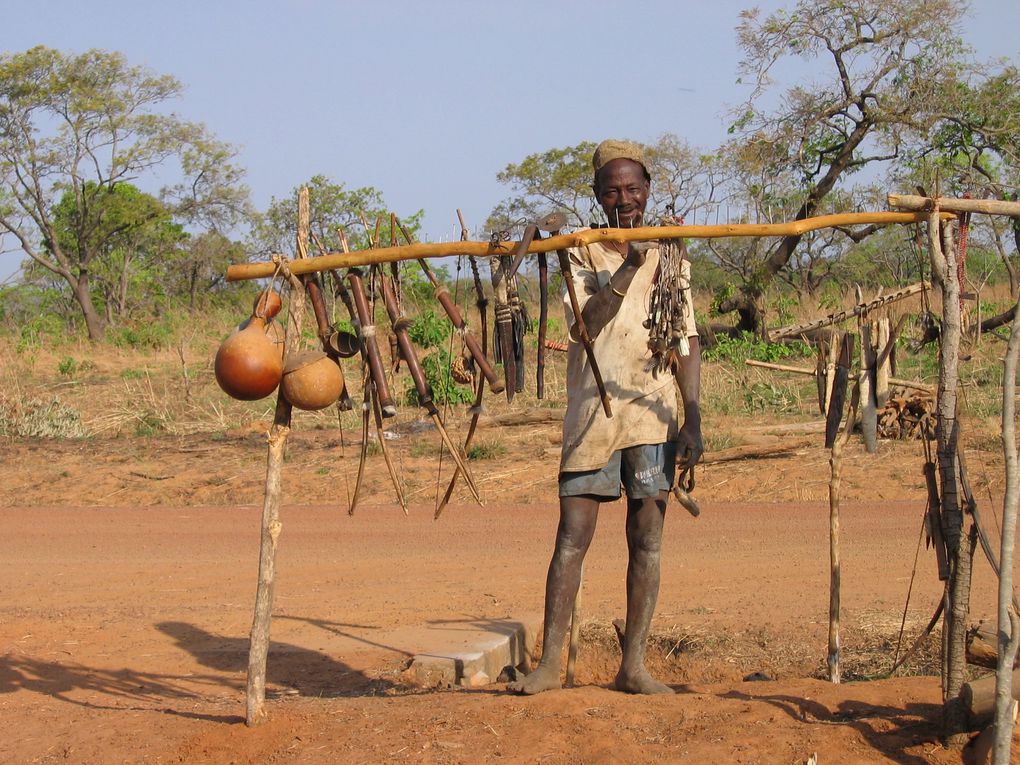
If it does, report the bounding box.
[592,139,650,228]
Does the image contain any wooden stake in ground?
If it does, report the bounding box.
[993,298,1020,764]
[246,188,309,727]
[929,210,974,746]
[827,378,858,685]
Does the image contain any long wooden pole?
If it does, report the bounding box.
[745,358,935,393]
[993,299,1020,764]
[246,188,309,726]
[888,194,1020,217]
[932,212,974,747]
[226,212,952,282]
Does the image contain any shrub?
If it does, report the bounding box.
[467,440,507,460]
[0,396,87,438]
[703,331,811,365]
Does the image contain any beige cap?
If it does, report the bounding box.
[592,139,649,175]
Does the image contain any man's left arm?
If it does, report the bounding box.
[674,336,703,469]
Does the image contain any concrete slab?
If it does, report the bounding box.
[399,617,539,688]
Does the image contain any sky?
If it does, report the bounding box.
[2,0,1019,281]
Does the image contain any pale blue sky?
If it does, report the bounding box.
[2,0,1018,279]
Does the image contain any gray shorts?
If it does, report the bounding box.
[559,442,676,501]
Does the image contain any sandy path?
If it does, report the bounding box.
[0,498,1006,763]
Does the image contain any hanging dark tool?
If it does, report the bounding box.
[379,274,484,506]
[824,333,855,448]
[347,268,397,418]
[529,212,568,399]
[556,247,613,418]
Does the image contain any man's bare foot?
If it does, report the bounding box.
[508,665,561,695]
[614,667,674,695]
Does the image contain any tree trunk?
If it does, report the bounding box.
[70,271,106,342]
[932,214,971,746]
[117,254,132,318]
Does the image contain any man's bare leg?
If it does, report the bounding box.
[509,495,599,694]
[614,491,674,694]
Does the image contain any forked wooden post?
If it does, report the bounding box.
[246,188,310,726]
[929,211,974,746]
[993,299,1020,764]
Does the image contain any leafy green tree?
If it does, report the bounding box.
[46,182,185,324]
[490,142,597,232]
[715,0,971,330]
[490,135,713,235]
[249,175,431,312]
[0,46,250,340]
[169,230,247,308]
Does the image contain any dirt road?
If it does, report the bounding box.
[1,494,1005,763]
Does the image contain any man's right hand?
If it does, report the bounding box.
[626,241,655,268]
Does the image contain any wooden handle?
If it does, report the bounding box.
[557,249,612,418]
[433,286,503,393]
[348,270,397,417]
[380,276,437,415]
[537,251,548,399]
[304,275,332,340]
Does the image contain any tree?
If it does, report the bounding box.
[249,176,436,308]
[248,174,405,256]
[46,182,185,324]
[716,0,970,331]
[170,231,246,308]
[0,46,249,340]
[490,142,598,232]
[490,134,712,234]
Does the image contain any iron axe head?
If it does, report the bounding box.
[536,211,567,233]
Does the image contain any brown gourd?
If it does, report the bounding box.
[215,290,285,400]
[281,350,343,411]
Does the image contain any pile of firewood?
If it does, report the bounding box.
[877,388,935,440]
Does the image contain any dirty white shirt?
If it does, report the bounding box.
[560,238,696,473]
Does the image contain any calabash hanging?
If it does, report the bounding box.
[214,290,285,401]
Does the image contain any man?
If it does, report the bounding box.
[510,139,702,695]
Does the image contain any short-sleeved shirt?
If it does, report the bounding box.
[560,237,696,474]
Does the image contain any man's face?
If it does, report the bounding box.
[593,158,650,228]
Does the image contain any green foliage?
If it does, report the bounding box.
[15,311,65,354]
[134,412,165,437]
[408,309,449,348]
[769,292,798,326]
[743,381,797,414]
[109,319,175,350]
[57,357,76,377]
[467,440,507,460]
[405,348,473,407]
[491,142,597,230]
[703,332,811,364]
[0,46,249,340]
[249,174,422,257]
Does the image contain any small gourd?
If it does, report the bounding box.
[281,350,344,411]
[215,290,285,400]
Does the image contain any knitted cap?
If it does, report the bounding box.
[592,139,649,175]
